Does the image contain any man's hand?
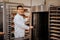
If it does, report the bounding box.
[29,26,33,29]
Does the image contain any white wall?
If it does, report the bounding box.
[0,0,60,6]
[0,0,3,2]
[46,0,60,11]
[9,0,60,11]
[46,0,60,6]
[0,0,9,2]
[9,0,30,6]
[9,0,44,6]
[9,0,60,6]
[1,0,60,11]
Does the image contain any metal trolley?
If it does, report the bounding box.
[0,2,31,40]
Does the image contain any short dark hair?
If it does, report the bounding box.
[17,5,23,10]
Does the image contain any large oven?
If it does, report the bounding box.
[31,12,49,40]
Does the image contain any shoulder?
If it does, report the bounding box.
[14,14,22,20]
[14,14,20,18]
[14,15,17,19]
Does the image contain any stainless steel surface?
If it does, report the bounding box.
[49,5,60,40]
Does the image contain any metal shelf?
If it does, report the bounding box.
[50,30,60,33]
[50,20,60,22]
[50,23,60,26]
[50,37,59,40]
[50,27,60,30]
[50,17,60,19]
[50,33,60,37]
[49,6,60,40]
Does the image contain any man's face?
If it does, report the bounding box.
[17,7,24,15]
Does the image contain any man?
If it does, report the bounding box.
[14,5,32,40]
